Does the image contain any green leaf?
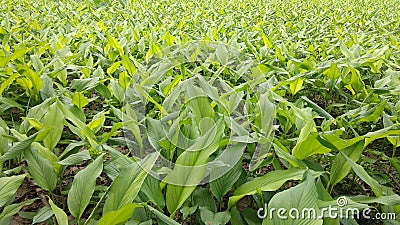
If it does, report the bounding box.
[121,55,137,76]
[230,207,246,225]
[165,121,224,216]
[10,46,30,61]
[147,205,181,225]
[0,132,38,162]
[0,73,18,97]
[49,198,68,225]
[210,159,242,201]
[289,78,303,95]
[32,206,53,224]
[87,111,106,133]
[43,102,64,150]
[119,70,130,89]
[30,55,44,73]
[216,43,228,65]
[25,148,57,192]
[107,61,121,75]
[323,63,341,81]
[200,208,231,225]
[292,123,331,160]
[70,77,100,92]
[181,206,198,220]
[0,174,25,207]
[0,199,36,224]
[342,153,384,196]
[228,168,323,208]
[139,175,165,209]
[241,208,262,225]
[350,195,400,206]
[72,92,89,109]
[17,65,43,91]
[352,101,387,125]
[109,78,125,102]
[107,35,124,56]
[57,100,99,149]
[0,97,23,111]
[339,42,353,59]
[330,140,365,187]
[193,188,217,212]
[57,150,91,166]
[262,172,323,225]
[98,203,142,225]
[103,153,158,214]
[95,83,112,100]
[67,154,104,220]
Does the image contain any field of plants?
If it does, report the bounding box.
[0,0,399,224]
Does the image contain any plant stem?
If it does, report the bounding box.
[83,185,111,225]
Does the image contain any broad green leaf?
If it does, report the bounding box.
[25,148,57,192]
[210,159,242,201]
[352,101,387,125]
[0,97,23,111]
[57,100,98,149]
[110,78,125,102]
[32,206,53,224]
[193,188,217,212]
[121,55,136,75]
[340,42,353,59]
[0,73,18,96]
[350,195,400,206]
[107,35,124,56]
[228,168,323,208]
[70,77,100,92]
[30,55,44,73]
[119,70,130,89]
[72,92,89,109]
[17,65,43,91]
[181,206,198,220]
[43,102,64,150]
[68,154,104,220]
[139,175,165,209]
[0,174,25,207]
[0,199,36,224]
[98,203,142,225]
[330,140,365,187]
[323,63,341,81]
[57,150,91,166]
[87,111,106,133]
[200,208,231,225]
[103,153,158,214]
[165,120,224,216]
[342,153,383,196]
[216,43,228,65]
[230,207,246,225]
[0,132,37,162]
[241,208,263,225]
[262,172,323,225]
[10,46,30,61]
[147,205,181,225]
[162,75,182,96]
[0,127,8,155]
[289,78,303,95]
[49,198,68,225]
[107,61,121,75]
[292,123,331,160]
